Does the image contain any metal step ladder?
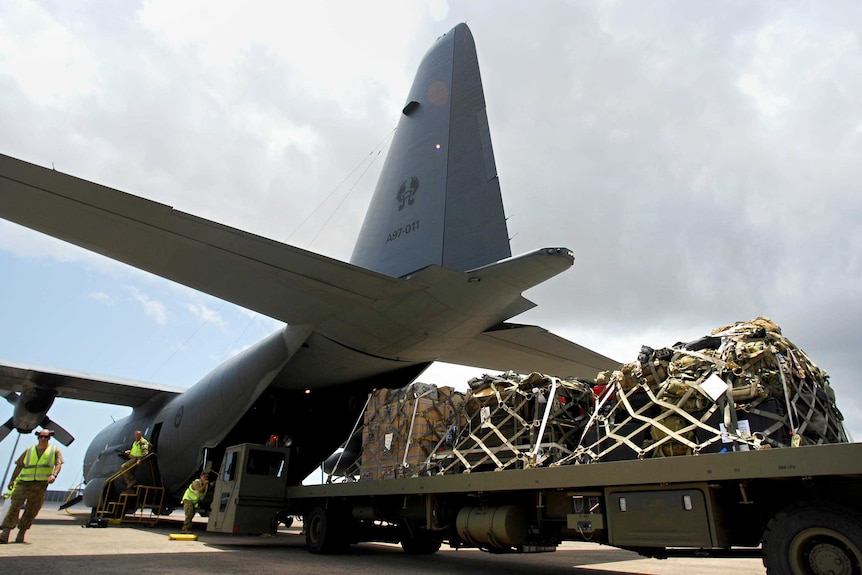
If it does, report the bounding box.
[94,453,165,526]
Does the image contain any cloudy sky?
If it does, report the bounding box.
[1,1,860,488]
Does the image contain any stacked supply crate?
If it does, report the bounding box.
[359,383,463,480]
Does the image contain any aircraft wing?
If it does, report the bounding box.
[439,323,621,379]
[0,154,424,326]
[0,360,185,407]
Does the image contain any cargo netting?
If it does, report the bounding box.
[325,317,847,481]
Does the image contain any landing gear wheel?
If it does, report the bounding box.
[305,506,348,554]
[763,502,862,575]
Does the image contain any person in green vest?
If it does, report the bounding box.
[120,430,151,492]
[1,429,64,544]
[181,472,209,533]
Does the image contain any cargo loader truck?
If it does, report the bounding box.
[208,319,861,574]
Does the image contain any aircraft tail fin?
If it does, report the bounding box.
[350,23,511,277]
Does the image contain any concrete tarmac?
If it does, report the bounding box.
[0,504,766,575]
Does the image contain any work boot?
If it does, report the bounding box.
[14,529,26,543]
[0,528,9,544]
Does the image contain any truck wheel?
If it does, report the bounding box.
[763,502,862,575]
[305,506,347,554]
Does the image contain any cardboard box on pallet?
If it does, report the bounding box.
[359,384,464,480]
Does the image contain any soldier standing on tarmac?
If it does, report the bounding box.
[1,429,64,544]
[182,472,209,533]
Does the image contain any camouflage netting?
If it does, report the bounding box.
[334,317,847,480]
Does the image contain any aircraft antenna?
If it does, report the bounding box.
[222,311,267,361]
[306,145,387,250]
[285,127,396,247]
[146,299,228,381]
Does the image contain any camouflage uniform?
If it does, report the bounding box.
[1,442,64,542]
[121,436,150,488]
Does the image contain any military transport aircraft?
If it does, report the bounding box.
[0,24,618,509]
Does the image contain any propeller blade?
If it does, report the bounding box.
[40,417,75,446]
[2,391,18,406]
[0,417,13,442]
[58,494,83,510]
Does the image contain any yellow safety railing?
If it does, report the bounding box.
[94,453,165,526]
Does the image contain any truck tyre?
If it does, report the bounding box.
[305,506,347,554]
[763,501,862,575]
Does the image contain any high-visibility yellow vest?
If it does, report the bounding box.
[182,480,207,506]
[19,445,57,482]
[130,439,150,458]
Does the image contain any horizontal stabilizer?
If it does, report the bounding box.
[440,323,620,379]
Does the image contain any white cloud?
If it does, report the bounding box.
[125,286,168,325]
[0,221,99,263]
[186,301,227,331]
[135,0,423,117]
[0,0,102,108]
[89,291,115,306]
[737,10,859,122]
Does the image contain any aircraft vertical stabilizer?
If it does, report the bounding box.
[350,23,511,278]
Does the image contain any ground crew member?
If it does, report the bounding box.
[1,429,64,544]
[120,430,150,491]
[181,472,209,533]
